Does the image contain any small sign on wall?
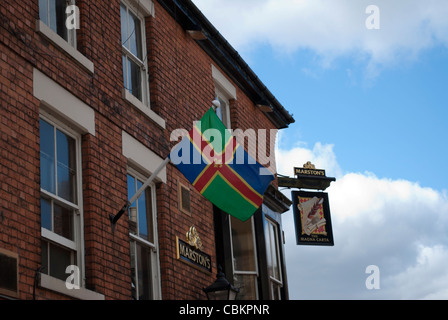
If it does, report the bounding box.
[175,227,212,273]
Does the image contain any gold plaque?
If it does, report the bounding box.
[186,226,203,250]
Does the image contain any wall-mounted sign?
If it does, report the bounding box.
[176,226,212,273]
[294,161,326,177]
[292,191,334,246]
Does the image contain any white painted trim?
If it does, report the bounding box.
[122,131,167,183]
[41,228,77,251]
[36,20,94,74]
[33,68,96,136]
[123,89,166,129]
[39,273,105,300]
[212,64,237,100]
[127,0,155,17]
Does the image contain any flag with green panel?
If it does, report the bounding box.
[170,107,275,221]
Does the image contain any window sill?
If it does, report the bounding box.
[39,273,105,300]
[123,89,166,129]
[36,20,94,74]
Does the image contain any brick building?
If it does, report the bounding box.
[0,0,294,300]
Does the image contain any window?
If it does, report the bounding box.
[127,170,160,300]
[39,116,82,283]
[39,0,76,47]
[214,88,232,129]
[230,216,258,300]
[265,218,283,300]
[121,2,149,104]
[212,65,236,128]
[0,248,19,298]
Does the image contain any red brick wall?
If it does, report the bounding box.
[0,0,280,300]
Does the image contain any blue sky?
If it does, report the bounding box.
[192,0,448,299]
[253,44,448,190]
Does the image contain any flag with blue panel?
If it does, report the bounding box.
[170,107,275,221]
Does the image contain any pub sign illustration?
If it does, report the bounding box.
[292,191,334,246]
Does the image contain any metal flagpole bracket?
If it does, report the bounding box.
[109,201,131,226]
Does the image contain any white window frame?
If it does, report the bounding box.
[39,112,85,289]
[215,88,232,129]
[265,217,283,300]
[127,168,161,300]
[36,1,94,73]
[39,0,77,47]
[212,65,236,129]
[229,216,259,300]
[121,0,150,107]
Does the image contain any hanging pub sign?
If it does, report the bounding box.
[292,191,334,246]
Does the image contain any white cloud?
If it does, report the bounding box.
[385,245,448,299]
[192,0,448,71]
[276,142,448,299]
[276,142,343,178]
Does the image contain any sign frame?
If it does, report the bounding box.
[294,167,326,177]
[176,236,212,274]
[291,190,334,246]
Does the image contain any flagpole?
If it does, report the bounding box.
[110,157,171,225]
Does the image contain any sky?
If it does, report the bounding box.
[192,0,448,299]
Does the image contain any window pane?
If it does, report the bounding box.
[137,179,148,239]
[216,96,229,128]
[127,58,142,101]
[56,129,76,203]
[120,4,128,47]
[145,188,154,243]
[136,182,154,243]
[49,0,57,32]
[215,104,223,121]
[264,219,273,277]
[265,219,281,281]
[127,174,136,210]
[41,240,48,274]
[270,223,280,280]
[130,241,137,299]
[49,242,72,281]
[231,217,256,272]
[234,274,257,300]
[137,243,153,300]
[40,198,52,231]
[40,119,55,194]
[53,203,74,240]
[122,54,128,90]
[47,0,68,40]
[56,0,68,40]
[129,11,142,59]
[39,0,49,25]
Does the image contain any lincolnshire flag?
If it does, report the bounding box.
[170,107,275,221]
